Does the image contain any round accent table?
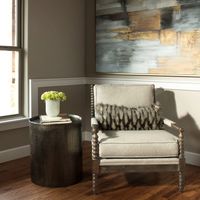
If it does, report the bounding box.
[29,114,82,187]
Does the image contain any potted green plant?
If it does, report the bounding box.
[41,91,67,117]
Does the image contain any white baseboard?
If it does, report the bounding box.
[1,141,200,167]
[0,145,30,163]
[185,151,200,166]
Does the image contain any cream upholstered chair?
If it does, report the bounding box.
[90,84,185,194]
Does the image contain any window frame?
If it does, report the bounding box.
[0,0,24,119]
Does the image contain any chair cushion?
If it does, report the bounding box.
[95,104,163,130]
[98,130,178,158]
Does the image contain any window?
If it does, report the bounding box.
[0,0,23,117]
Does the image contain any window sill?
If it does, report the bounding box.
[0,116,29,132]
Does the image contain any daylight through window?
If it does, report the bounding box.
[0,0,22,117]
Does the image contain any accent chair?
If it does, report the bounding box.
[90,84,185,194]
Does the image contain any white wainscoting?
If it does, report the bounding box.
[185,151,200,167]
[29,76,200,117]
[2,76,200,165]
[29,77,87,117]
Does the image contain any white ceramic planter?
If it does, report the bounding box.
[45,100,60,117]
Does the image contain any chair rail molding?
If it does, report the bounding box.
[87,76,200,91]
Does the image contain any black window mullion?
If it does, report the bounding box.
[17,0,23,48]
[0,46,22,51]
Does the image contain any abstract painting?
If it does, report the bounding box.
[96,0,200,75]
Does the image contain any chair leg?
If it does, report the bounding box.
[92,172,97,194]
[179,170,184,192]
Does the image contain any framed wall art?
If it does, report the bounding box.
[96,0,200,76]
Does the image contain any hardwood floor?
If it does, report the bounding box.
[0,142,200,200]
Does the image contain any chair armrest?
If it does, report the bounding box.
[163,118,184,159]
[163,118,183,133]
[163,118,176,127]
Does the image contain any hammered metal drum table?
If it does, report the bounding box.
[29,114,82,187]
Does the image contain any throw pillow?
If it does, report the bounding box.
[95,104,163,130]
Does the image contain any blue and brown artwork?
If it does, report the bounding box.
[96,0,200,75]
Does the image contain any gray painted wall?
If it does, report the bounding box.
[28,0,85,78]
[86,0,96,76]
[0,0,86,151]
[85,0,200,154]
[157,89,200,154]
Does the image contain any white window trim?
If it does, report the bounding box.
[0,0,24,119]
[0,117,29,132]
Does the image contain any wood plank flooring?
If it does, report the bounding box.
[0,142,200,200]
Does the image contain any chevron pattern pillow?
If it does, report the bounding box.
[95,104,163,130]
